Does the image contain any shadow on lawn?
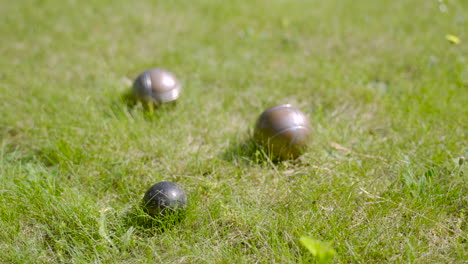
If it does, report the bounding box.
[105,91,177,121]
[122,205,186,235]
[222,135,299,167]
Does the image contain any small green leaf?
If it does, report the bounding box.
[446,34,461,44]
[300,236,336,264]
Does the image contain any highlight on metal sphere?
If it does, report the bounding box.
[254,104,311,160]
[132,68,181,105]
[142,181,187,217]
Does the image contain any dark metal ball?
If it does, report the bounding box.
[254,104,311,160]
[132,68,181,105]
[142,181,187,217]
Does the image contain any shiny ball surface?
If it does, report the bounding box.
[254,104,311,160]
[142,181,187,217]
[132,68,181,105]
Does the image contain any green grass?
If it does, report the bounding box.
[1,0,467,263]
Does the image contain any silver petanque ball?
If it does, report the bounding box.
[254,104,311,160]
[132,68,181,105]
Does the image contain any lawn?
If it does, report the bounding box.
[0,0,467,263]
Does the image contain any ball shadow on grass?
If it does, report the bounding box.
[122,205,186,236]
[105,90,177,121]
[222,134,296,166]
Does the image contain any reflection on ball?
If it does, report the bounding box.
[254,104,311,160]
[132,68,181,105]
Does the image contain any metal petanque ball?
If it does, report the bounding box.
[132,68,181,106]
[254,104,311,160]
[142,181,187,217]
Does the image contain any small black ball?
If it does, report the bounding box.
[142,181,187,217]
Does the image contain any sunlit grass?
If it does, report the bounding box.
[0,0,467,263]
